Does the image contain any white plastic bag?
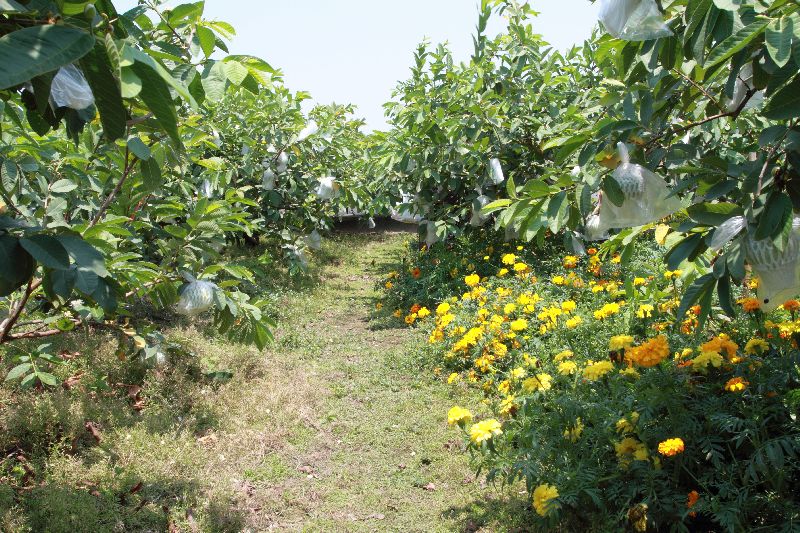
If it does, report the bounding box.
[727,63,765,112]
[201,179,213,199]
[470,195,491,227]
[305,230,322,250]
[745,218,800,311]
[584,214,610,241]
[262,169,276,191]
[595,143,681,234]
[367,217,376,229]
[276,152,289,173]
[598,0,673,41]
[425,221,440,247]
[176,280,217,317]
[296,120,318,143]
[50,65,94,110]
[489,158,505,185]
[315,176,340,200]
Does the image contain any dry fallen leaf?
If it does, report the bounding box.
[84,421,102,443]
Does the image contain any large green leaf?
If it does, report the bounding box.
[0,235,35,296]
[755,192,792,240]
[763,74,800,120]
[704,18,769,68]
[19,234,70,270]
[687,202,743,225]
[58,235,108,277]
[80,42,127,140]
[766,16,794,68]
[0,25,94,90]
[130,62,181,146]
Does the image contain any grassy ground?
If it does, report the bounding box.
[0,231,530,532]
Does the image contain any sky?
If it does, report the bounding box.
[116,1,600,130]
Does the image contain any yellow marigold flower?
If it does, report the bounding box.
[594,302,621,320]
[510,367,526,379]
[552,275,567,286]
[636,304,654,319]
[592,284,605,293]
[499,395,517,416]
[436,302,451,316]
[738,297,761,312]
[605,282,619,293]
[554,350,574,362]
[563,418,584,442]
[448,406,473,427]
[583,360,614,380]
[510,318,528,332]
[469,419,502,444]
[429,328,444,343]
[522,373,553,392]
[497,268,509,277]
[501,253,516,265]
[563,255,579,268]
[492,341,508,358]
[633,277,646,286]
[504,303,517,315]
[513,262,527,273]
[438,313,455,328]
[565,316,582,329]
[417,307,431,318]
[532,484,559,517]
[557,361,578,375]
[628,336,670,368]
[619,367,640,379]
[744,338,769,356]
[657,438,685,457]
[561,300,577,313]
[611,253,621,264]
[405,313,417,325]
[664,269,682,280]
[724,377,749,393]
[609,335,634,351]
[615,437,648,467]
[615,412,639,434]
[447,372,460,384]
[393,309,402,318]
[691,350,724,372]
[376,303,383,311]
[516,245,523,251]
[464,273,480,287]
[385,281,393,290]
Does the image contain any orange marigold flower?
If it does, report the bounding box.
[628,335,670,368]
[783,299,800,312]
[724,377,749,393]
[657,437,685,457]
[411,267,422,279]
[410,303,422,314]
[587,247,597,255]
[701,335,738,359]
[739,297,761,312]
[687,490,699,509]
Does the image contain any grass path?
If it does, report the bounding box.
[1,231,526,532]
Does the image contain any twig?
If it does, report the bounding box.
[90,146,138,227]
[0,279,41,344]
[672,68,723,113]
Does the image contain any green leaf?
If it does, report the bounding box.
[687,202,743,225]
[602,175,625,207]
[127,137,151,160]
[20,234,70,270]
[130,62,181,147]
[49,179,77,193]
[766,16,794,68]
[58,235,108,277]
[80,42,127,141]
[482,199,512,214]
[755,192,792,240]
[201,61,227,102]
[196,26,216,58]
[120,67,142,98]
[0,25,94,90]
[121,46,197,107]
[763,74,800,120]
[0,234,35,296]
[5,363,31,382]
[0,0,26,12]
[704,19,770,68]
[36,372,58,387]
[140,157,161,191]
[522,180,552,199]
[666,233,704,270]
[676,273,715,321]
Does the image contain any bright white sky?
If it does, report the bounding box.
[116,1,600,130]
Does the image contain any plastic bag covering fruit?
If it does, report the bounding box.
[727,63,765,112]
[296,120,318,143]
[276,152,289,173]
[391,193,422,224]
[489,158,505,185]
[262,169,276,190]
[592,143,681,237]
[305,230,322,250]
[368,217,376,229]
[425,221,440,247]
[316,176,339,200]
[176,280,217,317]
[470,195,492,227]
[201,179,213,198]
[598,0,673,41]
[745,218,800,311]
[584,214,610,241]
[50,65,94,110]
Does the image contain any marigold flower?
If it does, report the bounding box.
[513,262,528,273]
[738,297,761,312]
[375,303,383,311]
[447,406,473,426]
[628,336,670,368]
[411,267,422,279]
[464,273,480,287]
[561,300,577,313]
[553,350,574,362]
[501,253,516,265]
[563,418,584,442]
[469,418,502,444]
[687,490,699,512]
[587,247,597,255]
[447,372,460,384]
[583,360,614,380]
[690,350,723,372]
[385,281,393,290]
[563,255,578,269]
[557,361,578,375]
[393,309,402,318]
[615,437,649,467]
[609,335,634,351]
[701,335,738,358]
[633,277,646,286]
[410,303,421,314]
[657,437,685,457]
[636,304,654,319]
[522,373,553,392]
[565,316,582,329]
[436,302,451,316]
[724,377,749,393]
[783,299,800,312]
[405,313,417,325]
[510,319,528,332]
[417,307,431,319]
[744,338,769,355]
[532,484,559,517]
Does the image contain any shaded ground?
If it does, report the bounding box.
[0,231,528,532]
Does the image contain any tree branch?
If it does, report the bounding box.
[90,146,138,227]
[0,278,42,344]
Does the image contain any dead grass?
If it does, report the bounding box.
[0,231,531,532]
